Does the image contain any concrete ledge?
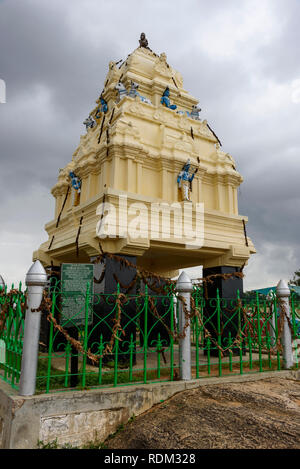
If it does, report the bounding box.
[0,370,297,449]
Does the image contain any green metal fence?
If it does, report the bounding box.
[0,282,299,394]
[291,291,300,368]
[36,281,176,393]
[0,284,25,390]
[191,289,281,378]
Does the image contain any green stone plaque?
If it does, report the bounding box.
[61,263,94,326]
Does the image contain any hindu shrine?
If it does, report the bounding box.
[33,33,256,297]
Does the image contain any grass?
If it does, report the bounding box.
[35,354,287,394]
[35,357,175,393]
[34,339,297,393]
[37,438,75,449]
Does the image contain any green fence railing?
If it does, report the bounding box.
[36,281,176,393]
[0,284,25,390]
[1,282,299,394]
[291,291,300,368]
[191,289,281,378]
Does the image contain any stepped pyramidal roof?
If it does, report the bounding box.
[34,33,255,276]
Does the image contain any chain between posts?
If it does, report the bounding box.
[30,286,299,366]
[35,289,129,365]
[2,252,298,365]
[4,293,299,365]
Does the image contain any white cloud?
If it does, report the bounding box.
[192,0,282,61]
[0,183,51,287]
[0,0,299,294]
[243,241,297,291]
[291,78,300,104]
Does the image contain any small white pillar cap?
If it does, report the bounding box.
[25,260,47,287]
[276,279,290,297]
[176,271,193,292]
[266,290,275,300]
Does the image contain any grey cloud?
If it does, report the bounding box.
[0,0,299,288]
[256,0,300,83]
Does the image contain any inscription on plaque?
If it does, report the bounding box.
[61,263,94,326]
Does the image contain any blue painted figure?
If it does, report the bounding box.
[69,171,81,192]
[177,104,201,119]
[177,110,191,117]
[83,115,95,130]
[128,81,152,104]
[177,159,197,201]
[190,105,201,120]
[95,96,108,119]
[115,82,128,101]
[161,87,177,110]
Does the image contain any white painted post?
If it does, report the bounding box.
[267,290,276,347]
[276,279,294,370]
[19,260,47,396]
[176,271,193,380]
[173,295,178,330]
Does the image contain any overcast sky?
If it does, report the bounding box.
[0,0,299,290]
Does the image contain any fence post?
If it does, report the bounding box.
[19,260,47,396]
[176,271,193,380]
[276,279,294,370]
[173,295,178,329]
[267,290,276,347]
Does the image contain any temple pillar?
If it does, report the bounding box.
[136,162,143,194]
[161,168,168,200]
[127,158,134,192]
[89,172,100,199]
[54,194,63,219]
[203,266,244,356]
[139,277,172,349]
[226,183,234,214]
[79,175,89,204]
[89,254,137,365]
[100,160,108,189]
[110,154,120,189]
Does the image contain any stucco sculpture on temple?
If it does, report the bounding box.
[177,159,198,202]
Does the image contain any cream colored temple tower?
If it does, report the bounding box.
[33,35,255,279]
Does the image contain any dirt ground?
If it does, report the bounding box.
[105,377,300,449]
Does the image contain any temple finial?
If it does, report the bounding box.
[139,32,149,49]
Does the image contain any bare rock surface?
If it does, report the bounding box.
[105,378,300,449]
